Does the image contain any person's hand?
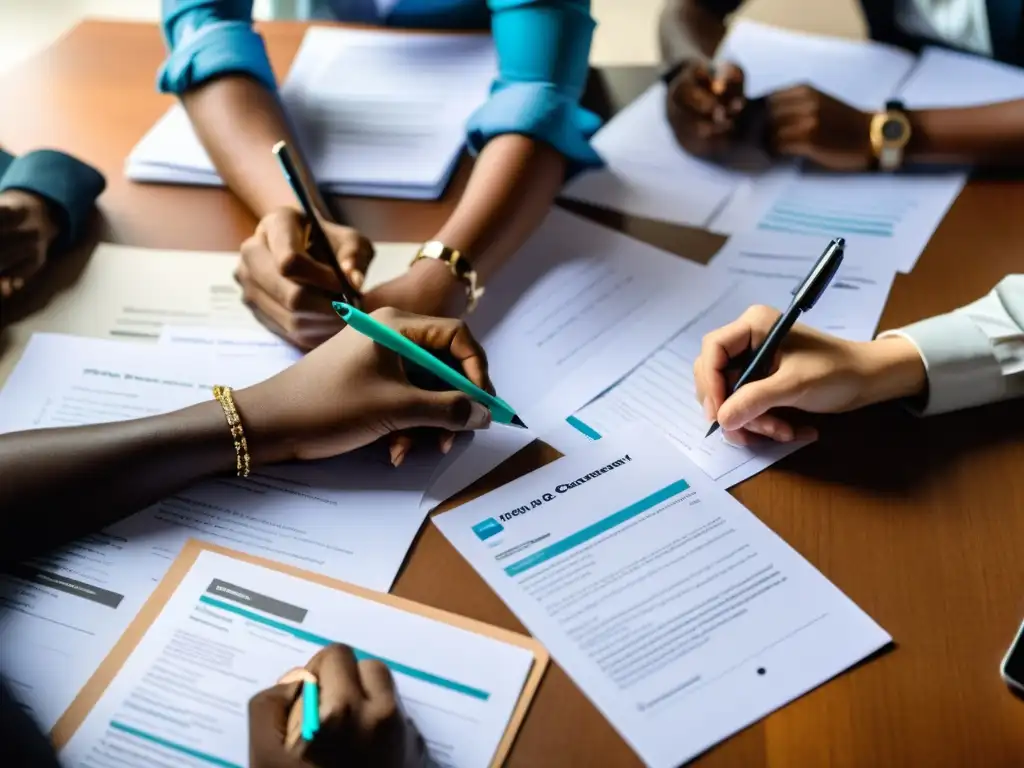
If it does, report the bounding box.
[666,61,746,158]
[0,189,60,299]
[766,85,873,170]
[692,305,927,445]
[236,208,374,350]
[235,307,493,467]
[249,644,425,768]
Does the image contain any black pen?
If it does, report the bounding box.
[706,237,845,438]
[272,140,359,305]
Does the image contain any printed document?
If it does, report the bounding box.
[434,430,891,768]
[561,20,916,229]
[549,283,809,488]
[127,28,496,199]
[468,209,732,428]
[58,546,543,768]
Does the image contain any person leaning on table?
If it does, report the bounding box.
[0,305,496,766]
[659,0,1024,171]
[691,275,1024,444]
[0,146,104,301]
[159,0,602,349]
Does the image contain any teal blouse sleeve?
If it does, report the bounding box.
[158,0,277,94]
[0,150,106,252]
[466,0,604,174]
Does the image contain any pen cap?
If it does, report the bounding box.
[794,237,845,311]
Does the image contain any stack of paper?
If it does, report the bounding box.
[127,27,497,199]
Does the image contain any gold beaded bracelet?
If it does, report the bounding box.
[212,385,251,478]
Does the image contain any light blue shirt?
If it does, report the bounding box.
[158,0,603,172]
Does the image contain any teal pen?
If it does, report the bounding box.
[301,679,320,741]
[332,302,528,428]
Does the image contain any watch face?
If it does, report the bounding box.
[881,118,906,141]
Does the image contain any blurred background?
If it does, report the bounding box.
[0,0,866,74]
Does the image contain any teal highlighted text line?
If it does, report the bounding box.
[198,596,490,700]
[566,415,602,440]
[109,721,241,768]
[503,477,691,577]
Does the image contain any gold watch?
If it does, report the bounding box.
[412,241,485,313]
[870,100,912,172]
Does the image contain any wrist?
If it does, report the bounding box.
[229,386,297,467]
[855,336,927,407]
[408,256,468,316]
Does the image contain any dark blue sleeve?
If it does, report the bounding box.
[0,150,106,253]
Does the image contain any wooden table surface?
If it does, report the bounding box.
[2,20,1022,768]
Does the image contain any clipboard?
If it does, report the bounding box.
[52,539,549,767]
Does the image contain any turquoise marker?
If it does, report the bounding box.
[332,302,527,428]
[301,679,319,741]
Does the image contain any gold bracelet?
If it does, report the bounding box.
[212,385,251,478]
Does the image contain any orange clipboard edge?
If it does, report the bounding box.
[51,538,550,767]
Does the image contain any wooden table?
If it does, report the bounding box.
[2,20,1022,767]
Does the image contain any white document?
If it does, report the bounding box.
[0,334,441,727]
[710,166,965,273]
[897,46,1024,108]
[434,431,891,768]
[717,20,916,111]
[468,209,733,428]
[707,230,896,341]
[127,28,496,199]
[549,283,808,488]
[159,325,303,365]
[562,20,917,230]
[59,549,537,768]
[561,83,746,229]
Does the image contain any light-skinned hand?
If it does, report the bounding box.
[0,189,60,299]
[249,644,425,768]
[235,208,373,350]
[693,305,927,445]
[234,308,493,466]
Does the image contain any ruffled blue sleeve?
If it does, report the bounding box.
[467,0,604,174]
[157,0,277,95]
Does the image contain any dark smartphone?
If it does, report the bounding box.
[1001,619,1024,695]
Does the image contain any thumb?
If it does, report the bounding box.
[717,375,798,432]
[398,390,492,433]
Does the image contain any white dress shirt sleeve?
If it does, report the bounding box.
[878,274,1024,415]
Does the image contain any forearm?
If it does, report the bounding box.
[659,0,729,64]
[907,100,1024,166]
[431,134,565,286]
[0,401,235,563]
[181,75,330,219]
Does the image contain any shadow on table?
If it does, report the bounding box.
[0,215,100,357]
[776,397,1024,492]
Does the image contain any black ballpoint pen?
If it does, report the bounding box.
[706,236,846,438]
[272,140,359,305]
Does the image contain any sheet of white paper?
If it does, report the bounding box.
[127,28,496,199]
[468,209,733,429]
[707,230,897,341]
[158,325,303,365]
[0,244,259,385]
[718,20,916,110]
[0,334,439,727]
[561,83,746,229]
[547,283,808,488]
[709,166,965,273]
[59,549,536,768]
[897,45,1024,108]
[434,430,891,768]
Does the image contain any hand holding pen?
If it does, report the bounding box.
[667,60,746,157]
[248,644,423,768]
[697,238,875,444]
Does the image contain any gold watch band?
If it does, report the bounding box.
[412,240,485,313]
